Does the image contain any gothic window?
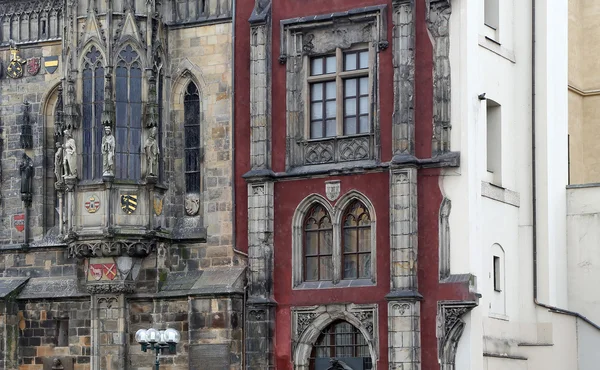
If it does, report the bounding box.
[184,82,201,193]
[115,45,142,180]
[304,204,333,281]
[158,70,164,180]
[175,0,207,23]
[342,200,372,280]
[82,46,105,180]
[309,321,373,370]
[293,193,376,288]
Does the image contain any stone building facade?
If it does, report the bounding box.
[234,1,478,369]
[0,1,243,369]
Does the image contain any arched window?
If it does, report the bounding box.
[342,200,372,279]
[115,45,142,180]
[304,204,333,281]
[82,46,104,180]
[184,82,201,193]
[310,321,372,370]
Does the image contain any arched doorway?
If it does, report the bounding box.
[310,321,373,370]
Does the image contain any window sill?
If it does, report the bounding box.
[478,34,515,63]
[294,278,375,290]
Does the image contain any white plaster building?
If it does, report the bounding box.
[442,0,600,368]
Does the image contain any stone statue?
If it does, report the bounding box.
[62,129,77,178]
[144,127,159,177]
[54,142,63,182]
[19,153,33,202]
[101,126,115,177]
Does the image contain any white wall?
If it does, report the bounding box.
[445,0,576,368]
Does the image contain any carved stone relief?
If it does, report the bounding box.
[437,301,477,370]
[68,240,156,258]
[185,194,200,216]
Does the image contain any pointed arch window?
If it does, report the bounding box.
[82,46,105,180]
[184,82,201,193]
[304,204,333,281]
[342,200,372,279]
[294,194,376,288]
[115,45,142,180]
[310,321,373,370]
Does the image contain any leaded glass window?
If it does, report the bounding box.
[115,45,142,180]
[82,46,105,180]
[184,82,201,193]
[310,321,372,370]
[304,204,333,281]
[342,200,372,279]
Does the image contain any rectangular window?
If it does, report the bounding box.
[484,0,499,30]
[493,255,501,292]
[309,49,370,139]
[486,100,502,185]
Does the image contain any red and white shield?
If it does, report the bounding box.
[89,264,103,281]
[103,263,117,280]
[13,214,25,232]
[27,58,40,76]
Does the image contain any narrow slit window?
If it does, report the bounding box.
[56,318,69,347]
[493,255,501,292]
[184,82,201,194]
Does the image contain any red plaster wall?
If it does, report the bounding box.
[234,1,473,369]
[273,173,391,369]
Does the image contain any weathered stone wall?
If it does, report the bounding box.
[17,300,91,370]
[166,22,235,263]
[0,43,62,245]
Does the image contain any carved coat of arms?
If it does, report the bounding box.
[185,194,200,216]
[85,194,100,213]
[325,180,341,201]
[26,57,40,76]
[121,194,138,214]
[13,214,25,232]
[154,196,163,216]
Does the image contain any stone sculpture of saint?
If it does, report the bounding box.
[62,129,77,178]
[54,142,63,182]
[144,127,159,177]
[19,153,33,195]
[102,126,116,177]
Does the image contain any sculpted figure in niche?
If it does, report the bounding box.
[54,142,63,182]
[144,126,159,177]
[62,129,77,178]
[19,153,33,195]
[102,126,115,176]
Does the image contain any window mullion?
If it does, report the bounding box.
[336,48,343,137]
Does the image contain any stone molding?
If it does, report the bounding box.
[392,0,415,155]
[280,5,387,170]
[426,0,452,156]
[68,240,156,258]
[388,301,420,368]
[439,197,451,280]
[437,300,477,370]
[291,303,379,369]
[389,168,418,291]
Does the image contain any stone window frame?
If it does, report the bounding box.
[291,303,379,370]
[292,191,377,289]
[280,5,388,170]
[171,60,208,217]
[79,43,107,181]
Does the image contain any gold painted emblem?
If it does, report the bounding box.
[7,43,26,79]
[85,194,100,213]
[153,196,163,216]
[120,194,138,214]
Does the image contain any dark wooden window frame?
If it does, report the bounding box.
[341,200,372,280]
[309,320,373,370]
[303,204,333,281]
